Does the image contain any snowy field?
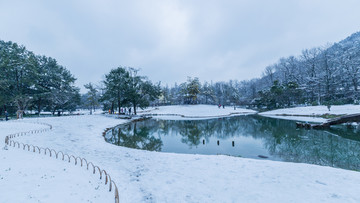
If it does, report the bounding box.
[1,105,360,202]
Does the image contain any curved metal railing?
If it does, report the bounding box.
[4,121,119,203]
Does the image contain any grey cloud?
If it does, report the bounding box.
[1,0,360,92]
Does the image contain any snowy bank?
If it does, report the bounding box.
[259,104,360,123]
[2,112,360,202]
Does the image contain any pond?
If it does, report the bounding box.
[104,115,360,171]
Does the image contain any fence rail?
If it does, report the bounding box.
[4,122,119,203]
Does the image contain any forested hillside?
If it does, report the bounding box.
[160,32,360,109]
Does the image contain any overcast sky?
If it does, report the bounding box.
[1,0,360,92]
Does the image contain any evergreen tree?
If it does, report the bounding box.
[125,68,161,115]
[84,82,99,114]
[201,82,215,104]
[101,67,129,114]
[101,67,160,115]
[0,40,80,116]
[1,42,38,113]
[185,77,201,104]
[46,67,80,115]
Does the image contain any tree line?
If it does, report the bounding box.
[159,77,243,106]
[2,31,360,116]
[0,39,161,118]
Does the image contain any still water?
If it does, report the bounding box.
[104,115,360,170]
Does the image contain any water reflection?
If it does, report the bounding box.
[104,115,360,171]
[105,122,163,151]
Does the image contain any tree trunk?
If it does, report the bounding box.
[352,77,358,92]
[133,103,137,115]
[111,101,114,114]
[37,99,42,116]
[117,91,121,114]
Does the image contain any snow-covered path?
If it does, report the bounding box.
[1,105,360,202]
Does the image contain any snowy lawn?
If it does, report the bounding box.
[1,105,360,202]
[260,104,360,123]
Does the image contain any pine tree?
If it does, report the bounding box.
[185,77,201,104]
[84,83,99,114]
[125,68,160,115]
[101,67,129,114]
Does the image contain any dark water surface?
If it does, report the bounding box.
[104,115,360,170]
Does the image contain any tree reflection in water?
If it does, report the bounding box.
[105,122,163,151]
[104,115,360,170]
[244,116,360,170]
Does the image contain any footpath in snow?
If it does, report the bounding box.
[1,105,360,202]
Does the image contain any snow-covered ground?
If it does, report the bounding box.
[260,104,360,123]
[0,121,113,203]
[261,115,328,123]
[138,104,256,120]
[0,148,113,202]
[1,105,360,202]
[260,104,360,116]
